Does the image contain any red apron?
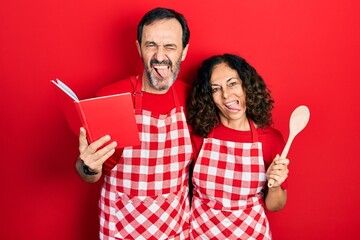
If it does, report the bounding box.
[99,76,192,240]
[190,120,271,240]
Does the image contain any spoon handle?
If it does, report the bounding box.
[267,135,294,188]
[280,134,294,159]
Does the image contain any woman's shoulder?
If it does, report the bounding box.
[258,126,284,143]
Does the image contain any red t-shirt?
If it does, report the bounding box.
[191,123,287,189]
[96,76,190,114]
[96,76,190,173]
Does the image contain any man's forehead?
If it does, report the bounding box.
[142,19,183,43]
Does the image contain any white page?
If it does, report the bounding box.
[53,79,79,101]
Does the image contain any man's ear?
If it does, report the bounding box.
[136,40,142,57]
[181,44,189,61]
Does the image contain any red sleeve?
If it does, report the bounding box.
[259,127,285,167]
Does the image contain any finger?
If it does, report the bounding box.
[268,178,276,188]
[91,141,117,163]
[270,167,289,176]
[79,127,89,153]
[269,175,282,185]
[86,143,117,170]
[271,164,287,171]
[271,169,288,180]
[276,158,290,166]
[86,135,112,154]
[96,148,116,166]
[271,154,280,165]
[270,174,286,184]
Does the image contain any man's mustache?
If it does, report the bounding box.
[150,59,172,67]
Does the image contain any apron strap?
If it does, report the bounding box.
[132,75,179,113]
[248,120,259,142]
[132,75,143,114]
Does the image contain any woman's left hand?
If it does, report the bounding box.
[266,154,290,188]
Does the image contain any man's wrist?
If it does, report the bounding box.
[81,160,99,175]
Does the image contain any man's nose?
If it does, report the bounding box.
[154,46,166,62]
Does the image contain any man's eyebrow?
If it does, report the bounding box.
[144,41,156,45]
[144,41,177,47]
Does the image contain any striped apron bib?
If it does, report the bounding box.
[99,76,192,240]
[190,120,271,240]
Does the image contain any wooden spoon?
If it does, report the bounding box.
[268,105,310,188]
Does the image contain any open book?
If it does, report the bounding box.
[51,79,140,148]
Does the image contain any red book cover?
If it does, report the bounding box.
[51,79,140,148]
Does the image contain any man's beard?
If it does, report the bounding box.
[144,56,182,91]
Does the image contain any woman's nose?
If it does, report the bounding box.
[222,87,229,99]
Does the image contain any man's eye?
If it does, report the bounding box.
[146,43,156,48]
[165,45,176,50]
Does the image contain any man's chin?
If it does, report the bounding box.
[153,82,170,91]
[152,77,174,90]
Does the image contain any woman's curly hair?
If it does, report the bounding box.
[187,53,274,137]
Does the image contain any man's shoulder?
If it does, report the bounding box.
[173,80,191,102]
[174,79,191,90]
[96,76,135,97]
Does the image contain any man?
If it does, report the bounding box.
[75,7,192,240]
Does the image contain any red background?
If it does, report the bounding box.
[1,0,359,239]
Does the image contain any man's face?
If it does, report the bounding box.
[137,18,189,93]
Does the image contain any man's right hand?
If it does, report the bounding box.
[76,127,117,182]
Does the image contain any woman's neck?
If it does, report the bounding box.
[220,117,250,131]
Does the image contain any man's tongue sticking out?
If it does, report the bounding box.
[154,65,170,79]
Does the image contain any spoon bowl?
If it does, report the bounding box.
[268,105,310,188]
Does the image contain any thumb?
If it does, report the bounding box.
[79,127,89,153]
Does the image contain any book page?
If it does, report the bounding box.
[54,79,79,101]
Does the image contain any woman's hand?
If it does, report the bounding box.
[266,154,290,188]
[265,154,289,211]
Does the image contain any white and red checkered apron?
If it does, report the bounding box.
[99,76,192,240]
[190,120,271,240]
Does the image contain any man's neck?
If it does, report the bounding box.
[141,75,170,94]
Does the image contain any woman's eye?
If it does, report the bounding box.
[228,81,238,87]
[211,88,219,93]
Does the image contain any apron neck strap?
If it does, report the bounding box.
[132,75,180,113]
[208,118,259,142]
[129,75,143,114]
[249,119,259,142]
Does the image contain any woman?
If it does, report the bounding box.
[187,54,289,239]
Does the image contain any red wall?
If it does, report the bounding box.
[1,0,359,239]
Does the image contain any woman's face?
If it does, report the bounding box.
[210,62,247,128]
